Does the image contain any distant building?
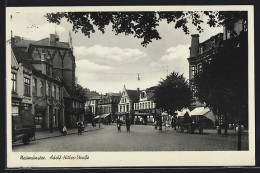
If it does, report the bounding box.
[86,95,101,118]
[117,86,140,123]
[96,93,121,124]
[133,87,157,124]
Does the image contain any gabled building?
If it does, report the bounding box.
[12,32,84,128]
[117,85,140,123]
[12,46,65,130]
[133,87,157,124]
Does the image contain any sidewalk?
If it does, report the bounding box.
[34,125,103,140]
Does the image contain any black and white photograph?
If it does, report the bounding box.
[6,5,255,167]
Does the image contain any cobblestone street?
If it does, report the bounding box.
[12,124,249,152]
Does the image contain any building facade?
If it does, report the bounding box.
[117,86,140,123]
[12,32,84,128]
[97,93,121,123]
[133,88,157,124]
[187,20,247,126]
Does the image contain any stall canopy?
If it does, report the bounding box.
[189,107,216,123]
[95,113,110,119]
[176,108,190,117]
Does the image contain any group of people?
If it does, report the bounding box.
[116,118,131,132]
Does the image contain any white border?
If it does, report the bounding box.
[6,5,255,168]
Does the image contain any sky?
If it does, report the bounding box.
[9,11,223,94]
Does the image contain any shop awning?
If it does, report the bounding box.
[134,112,153,116]
[94,113,110,119]
[100,113,111,118]
[176,108,190,117]
[190,107,210,116]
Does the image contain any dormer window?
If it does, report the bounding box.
[141,91,146,99]
[41,53,45,61]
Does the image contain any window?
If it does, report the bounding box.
[46,65,51,76]
[191,66,197,77]
[198,64,203,73]
[200,46,203,54]
[58,87,61,100]
[47,83,50,96]
[148,102,150,109]
[24,77,30,96]
[33,78,37,95]
[11,73,17,93]
[145,102,147,109]
[141,92,146,99]
[53,85,56,99]
[40,80,44,96]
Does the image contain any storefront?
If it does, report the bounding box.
[34,105,47,129]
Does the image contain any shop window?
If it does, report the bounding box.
[24,77,30,96]
[11,73,17,93]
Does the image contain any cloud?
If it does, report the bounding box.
[76,59,114,73]
[150,44,190,80]
[74,45,147,65]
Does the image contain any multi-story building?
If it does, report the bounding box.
[133,87,157,124]
[86,95,101,120]
[117,85,140,123]
[187,20,247,126]
[12,46,64,130]
[97,93,121,123]
[12,32,84,128]
[11,47,33,130]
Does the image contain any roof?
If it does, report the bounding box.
[190,107,210,116]
[126,89,141,102]
[90,95,101,100]
[31,38,70,48]
[14,39,35,48]
[146,90,155,100]
[12,47,33,69]
[176,108,191,117]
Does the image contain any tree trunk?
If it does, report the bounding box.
[224,114,228,135]
[238,123,241,150]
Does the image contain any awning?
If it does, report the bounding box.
[100,113,111,118]
[190,107,210,116]
[94,113,110,119]
[134,112,152,116]
[176,108,190,117]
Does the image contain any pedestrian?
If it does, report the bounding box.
[62,124,67,135]
[58,121,63,135]
[117,119,121,132]
[77,121,83,135]
[126,118,130,132]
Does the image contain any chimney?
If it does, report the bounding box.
[49,34,56,46]
[137,88,140,91]
[190,34,199,58]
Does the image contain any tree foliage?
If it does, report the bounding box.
[45,11,247,47]
[154,72,193,115]
[75,83,88,103]
[194,32,248,125]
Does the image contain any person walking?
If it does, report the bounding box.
[126,118,131,132]
[77,121,83,135]
[117,119,121,132]
[62,123,67,135]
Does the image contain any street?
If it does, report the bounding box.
[12,124,249,152]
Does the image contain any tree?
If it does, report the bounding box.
[75,83,88,103]
[45,11,247,47]
[154,72,193,116]
[194,31,248,145]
